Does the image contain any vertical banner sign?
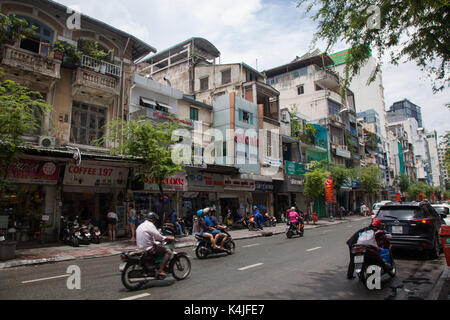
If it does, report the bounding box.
[419,192,423,201]
[325,178,334,203]
[396,193,402,202]
[432,193,435,202]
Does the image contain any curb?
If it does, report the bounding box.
[0,217,369,269]
[427,266,449,300]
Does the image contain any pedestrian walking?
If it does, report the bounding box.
[128,204,136,242]
[107,208,119,241]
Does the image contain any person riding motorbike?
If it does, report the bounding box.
[197,208,220,250]
[170,208,185,237]
[345,219,389,279]
[287,207,303,232]
[208,209,229,250]
[135,212,174,278]
[252,206,264,230]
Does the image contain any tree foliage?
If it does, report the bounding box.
[0,13,36,42]
[304,167,329,201]
[359,165,382,205]
[398,173,410,193]
[330,164,354,197]
[0,78,53,191]
[297,0,450,92]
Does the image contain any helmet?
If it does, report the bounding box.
[197,209,204,216]
[372,219,382,229]
[291,207,296,211]
[253,206,257,209]
[146,212,159,221]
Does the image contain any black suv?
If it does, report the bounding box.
[374,202,443,259]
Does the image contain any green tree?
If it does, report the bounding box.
[330,164,354,204]
[98,118,183,222]
[0,78,53,192]
[304,167,329,215]
[407,181,429,201]
[359,165,382,209]
[297,0,450,92]
[0,13,36,43]
[398,174,410,193]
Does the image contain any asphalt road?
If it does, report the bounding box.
[0,218,445,300]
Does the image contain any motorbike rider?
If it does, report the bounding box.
[287,207,303,232]
[136,212,174,278]
[208,208,229,251]
[345,219,388,279]
[197,208,220,250]
[170,208,185,237]
[252,206,264,230]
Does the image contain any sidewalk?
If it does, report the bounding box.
[0,215,369,269]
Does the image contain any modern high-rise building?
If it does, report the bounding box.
[387,99,423,128]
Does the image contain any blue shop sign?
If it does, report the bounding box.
[255,181,274,193]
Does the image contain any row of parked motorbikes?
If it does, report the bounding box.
[60,216,101,247]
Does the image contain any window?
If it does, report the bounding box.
[190,107,199,121]
[297,85,305,95]
[239,109,253,124]
[200,77,209,91]
[70,102,106,146]
[17,16,54,54]
[221,69,231,85]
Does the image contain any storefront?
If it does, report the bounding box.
[0,159,60,243]
[273,175,306,219]
[221,176,254,220]
[130,173,187,223]
[183,170,223,218]
[253,181,274,215]
[62,162,129,235]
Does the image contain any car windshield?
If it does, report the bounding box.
[377,207,425,219]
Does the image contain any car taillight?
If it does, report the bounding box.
[414,218,432,224]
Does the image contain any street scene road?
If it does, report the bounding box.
[1,218,447,301]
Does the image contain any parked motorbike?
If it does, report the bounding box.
[351,233,396,289]
[60,216,80,247]
[285,220,304,238]
[119,239,191,290]
[247,216,259,231]
[263,214,277,227]
[194,229,235,259]
[89,221,101,244]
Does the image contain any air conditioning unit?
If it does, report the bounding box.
[39,136,56,148]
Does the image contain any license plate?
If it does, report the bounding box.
[119,262,126,272]
[354,255,364,263]
[95,232,100,236]
[391,226,403,234]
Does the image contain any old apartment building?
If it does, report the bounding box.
[0,0,156,243]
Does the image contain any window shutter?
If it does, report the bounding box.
[239,110,243,121]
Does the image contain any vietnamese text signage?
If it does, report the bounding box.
[325,178,335,203]
[7,160,60,185]
[63,164,128,188]
[285,161,306,176]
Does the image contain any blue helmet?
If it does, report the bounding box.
[197,209,204,216]
[253,206,257,209]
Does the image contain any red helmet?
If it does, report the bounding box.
[372,219,382,229]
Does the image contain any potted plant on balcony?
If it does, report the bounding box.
[0,14,36,46]
[52,41,81,67]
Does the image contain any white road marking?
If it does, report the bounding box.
[21,274,70,284]
[242,243,260,248]
[306,247,322,252]
[120,293,151,300]
[238,263,264,271]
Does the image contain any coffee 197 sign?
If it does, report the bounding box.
[63,164,128,188]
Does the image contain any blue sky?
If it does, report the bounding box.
[58,0,449,140]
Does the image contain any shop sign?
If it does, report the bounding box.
[285,161,306,176]
[335,147,351,159]
[7,160,60,185]
[63,164,128,188]
[325,178,335,203]
[255,181,274,193]
[224,176,255,191]
[144,174,187,192]
[187,173,224,192]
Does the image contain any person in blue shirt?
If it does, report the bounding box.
[170,209,184,236]
[197,208,219,249]
[252,206,264,230]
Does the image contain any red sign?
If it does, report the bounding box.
[432,193,435,202]
[7,160,59,184]
[325,178,334,203]
[419,192,423,201]
[396,193,402,202]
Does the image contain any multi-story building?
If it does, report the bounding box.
[438,146,449,187]
[137,38,283,219]
[387,99,423,128]
[426,131,443,188]
[0,0,156,243]
[264,53,359,169]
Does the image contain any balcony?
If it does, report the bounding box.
[80,55,121,77]
[72,67,121,97]
[314,69,340,89]
[1,44,61,79]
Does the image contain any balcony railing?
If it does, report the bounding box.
[73,68,120,96]
[1,44,61,79]
[80,55,121,77]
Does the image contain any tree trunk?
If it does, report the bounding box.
[158,183,165,228]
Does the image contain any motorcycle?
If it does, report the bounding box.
[263,214,277,227]
[247,216,259,231]
[194,229,236,259]
[89,221,101,244]
[119,239,191,290]
[285,220,304,238]
[60,216,81,247]
[351,233,396,289]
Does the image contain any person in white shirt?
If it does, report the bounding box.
[107,210,118,241]
[136,212,174,278]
